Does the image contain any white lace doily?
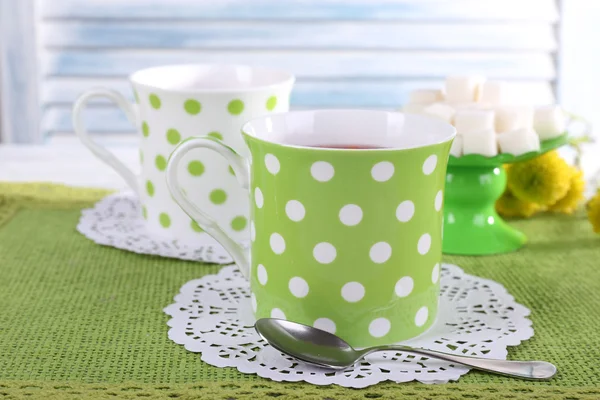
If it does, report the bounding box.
[164,263,533,387]
[77,192,233,264]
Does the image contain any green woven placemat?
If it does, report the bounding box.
[0,183,599,400]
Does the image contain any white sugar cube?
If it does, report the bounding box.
[495,106,534,133]
[402,103,426,114]
[423,103,455,123]
[534,105,566,140]
[408,89,444,104]
[480,81,508,105]
[454,109,495,136]
[462,129,498,157]
[497,128,541,156]
[450,135,463,157]
[445,76,485,103]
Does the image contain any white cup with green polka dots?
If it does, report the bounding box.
[73,64,294,242]
[166,109,455,347]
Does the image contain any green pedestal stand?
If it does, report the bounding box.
[442,134,568,256]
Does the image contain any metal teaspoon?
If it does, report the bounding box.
[254,318,556,380]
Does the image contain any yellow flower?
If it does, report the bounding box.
[507,151,572,206]
[587,191,600,234]
[549,167,585,214]
[496,187,542,218]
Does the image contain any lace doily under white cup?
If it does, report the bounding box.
[164,263,533,388]
[77,192,234,263]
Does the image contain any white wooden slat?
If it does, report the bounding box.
[40,80,555,134]
[558,0,600,139]
[35,0,560,144]
[40,0,559,22]
[41,21,557,51]
[41,77,555,107]
[41,50,556,80]
[0,0,41,143]
[41,78,443,106]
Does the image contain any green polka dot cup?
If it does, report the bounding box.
[166,110,455,347]
[72,64,294,241]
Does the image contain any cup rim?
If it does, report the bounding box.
[241,109,457,152]
[129,63,295,94]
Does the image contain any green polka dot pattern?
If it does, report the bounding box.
[131,84,292,240]
[208,132,223,141]
[149,93,161,109]
[187,161,205,177]
[166,129,181,145]
[209,189,227,205]
[191,220,204,233]
[142,122,150,137]
[246,138,452,347]
[155,155,167,171]
[231,216,247,232]
[146,181,155,197]
[159,213,171,228]
[266,96,277,111]
[184,99,201,115]
[227,99,244,115]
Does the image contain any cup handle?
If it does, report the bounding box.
[166,137,251,279]
[72,88,140,195]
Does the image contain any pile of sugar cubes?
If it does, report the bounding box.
[403,76,566,157]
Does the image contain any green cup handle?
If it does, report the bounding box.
[166,137,251,279]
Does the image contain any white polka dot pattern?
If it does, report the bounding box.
[371,161,395,182]
[396,200,415,222]
[339,204,363,226]
[257,264,268,285]
[369,317,391,338]
[313,318,336,334]
[432,263,440,284]
[285,200,306,222]
[246,141,448,347]
[423,155,438,175]
[369,242,392,264]
[271,308,286,320]
[415,306,429,327]
[313,242,337,264]
[394,276,414,298]
[270,233,286,254]
[310,161,335,182]
[254,187,264,209]
[435,190,443,211]
[418,234,432,255]
[341,282,365,303]
[289,277,309,298]
[264,154,280,175]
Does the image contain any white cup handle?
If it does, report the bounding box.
[72,88,140,195]
[166,137,251,279]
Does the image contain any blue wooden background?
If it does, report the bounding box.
[36,0,559,141]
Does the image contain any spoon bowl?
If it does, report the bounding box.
[255,318,557,379]
[255,318,356,369]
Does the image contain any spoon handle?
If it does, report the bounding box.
[365,345,556,380]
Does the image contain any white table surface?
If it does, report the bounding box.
[0,143,139,190]
[1,142,599,191]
